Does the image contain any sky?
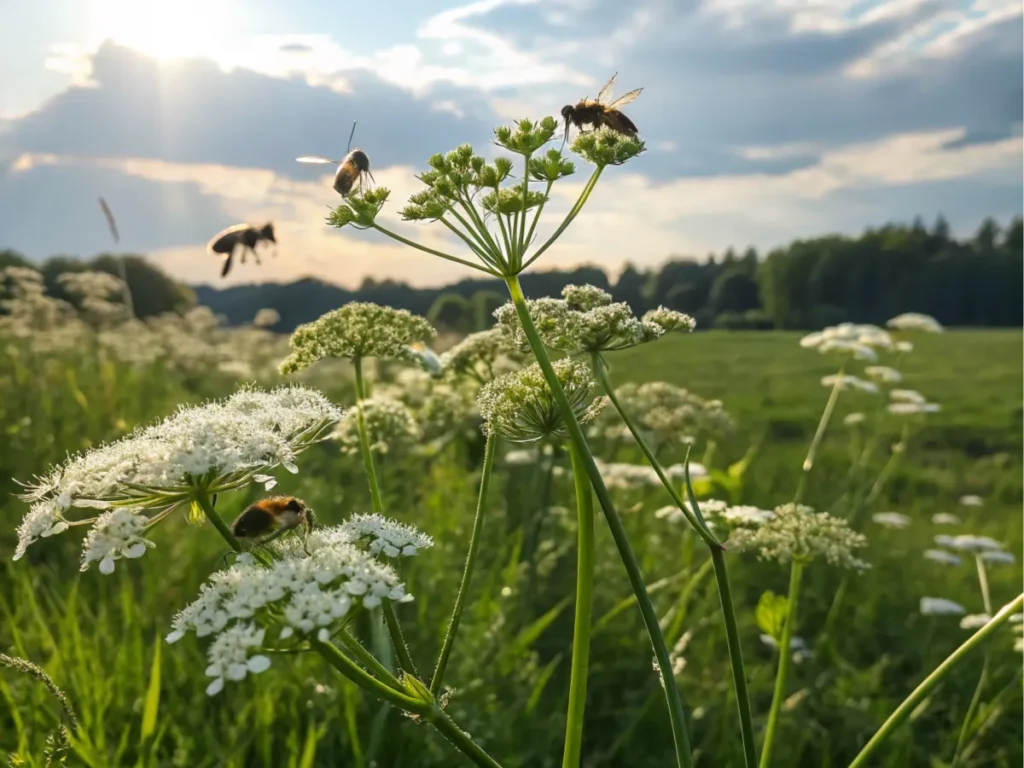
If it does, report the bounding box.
[0,0,1021,289]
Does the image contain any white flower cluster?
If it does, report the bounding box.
[80,508,154,574]
[477,358,607,442]
[887,313,943,333]
[641,307,698,334]
[656,499,772,528]
[920,597,965,616]
[14,386,341,562]
[598,381,735,447]
[864,366,902,384]
[729,503,869,570]
[333,397,421,455]
[821,374,879,394]
[871,511,911,529]
[800,323,895,362]
[252,308,281,328]
[887,389,940,416]
[280,302,436,373]
[493,284,679,354]
[337,513,434,557]
[167,523,415,696]
[439,328,524,382]
[931,534,1015,563]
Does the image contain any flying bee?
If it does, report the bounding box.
[561,72,643,141]
[208,222,277,278]
[296,121,375,197]
[230,495,314,546]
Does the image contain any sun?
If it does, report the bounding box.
[86,0,236,60]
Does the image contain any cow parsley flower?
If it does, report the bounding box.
[252,308,281,328]
[333,397,420,455]
[598,381,734,447]
[872,511,911,529]
[888,389,940,415]
[924,549,962,566]
[887,313,943,333]
[477,358,606,442]
[167,523,414,695]
[801,323,891,361]
[934,534,1004,552]
[80,508,154,574]
[338,513,434,557]
[821,374,879,394]
[960,614,991,630]
[844,412,866,426]
[439,328,523,382]
[864,366,902,384]
[931,513,961,525]
[12,502,70,561]
[730,503,868,570]
[279,303,436,373]
[959,495,984,507]
[642,306,697,334]
[980,550,1016,565]
[920,597,965,616]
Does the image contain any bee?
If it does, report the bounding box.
[561,72,643,140]
[207,222,277,278]
[408,341,445,378]
[296,121,375,197]
[230,495,314,545]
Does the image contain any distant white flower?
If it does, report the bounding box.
[720,505,775,526]
[895,340,913,353]
[920,597,966,615]
[931,513,961,525]
[887,313,943,333]
[864,366,902,384]
[980,550,1016,565]
[338,513,434,558]
[801,323,892,359]
[872,512,911,529]
[80,508,154,574]
[333,397,420,455]
[504,449,541,465]
[821,374,878,394]
[924,549,962,566]
[959,495,984,507]
[890,389,925,404]
[12,502,69,561]
[934,534,1004,552]
[818,339,877,362]
[1010,613,1023,624]
[888,390,940,415]
[439,328,523,382]
[959,614,991,630]
[642,307,697,334]
[844,412,866,426]
[252,308,280,328]
[759,634,807,651]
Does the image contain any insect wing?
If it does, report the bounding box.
[296,155,340,164]
[596,72,618,104]
[607,87,642,110]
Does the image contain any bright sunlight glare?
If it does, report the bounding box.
[85,0,238,61]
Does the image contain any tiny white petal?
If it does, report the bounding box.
[317,628,330,642]
[247,655,272,674]
[125,542,148,559]
[279,627,294,640]
[226,663,248,681]
[166,629,185,644]
[99,557,116,575]
[205,677,225,696]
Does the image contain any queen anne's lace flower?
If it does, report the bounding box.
[920,597,965,615]
[81,508,154,574]
[924,549,962,566]
[338,513,434,557]
[642,307,697,334]
[980,550,1016,565]
[931,513,961,525]
[959,494,984,507]
[12,502,70,561]
[279,303,436,373]
[729,503,868,570]
[934,534,1004,552]
[888,388,940,415]
[864,366,902,384]
[800,323,892,361]
[821,374,879,394]
[960,614,991,630]
[844,412,866,426]
[597,381,734,447]
[167,522,415,695]
[477,359,606,442]
[887,313,943,333]
[872,512,911,529]
[333,397,420,455]
[439,328,523,381]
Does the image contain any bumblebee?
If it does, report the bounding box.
[561,72,643,140]
[207,222,277,278]
[297,121,375,197]
[230,495,313,544]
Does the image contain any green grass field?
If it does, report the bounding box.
[2,327,1021,768]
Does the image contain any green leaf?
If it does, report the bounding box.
[297,723,322,768]
[526,653,563,714]
[139,637,161,743]
[756,591,789,641]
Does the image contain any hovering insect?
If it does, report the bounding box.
[296,121,375,197]
[230,495,314,545]
[561,72,643,141]
[207,222,277,278]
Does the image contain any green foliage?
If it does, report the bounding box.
[755,591,789,642]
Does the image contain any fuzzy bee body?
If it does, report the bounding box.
[297,122,375,198]
[208,223,277,278]
[230,495,310,540]
[561,73,643,140]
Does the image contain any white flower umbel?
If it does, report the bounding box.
[800,323,892,362]
[821,374,879,394]
[730,503,869,570]
[338,513,434,557]
[844,412,866,426]
[934,534,1004,552]
[477,358,606,443]
[920,597,966,616]
[597,381,735,448]
[333,397,420,455]
[887,389,940,415]
[15,385,341,560]
[81,508,154,574]
[641,307,697,334]
[872,512,911,529]
[924,549,962,566]
[590,460,707,492]
[887,313,943,334]
[960,613,992,630]
[279,302,436,373]
[864,366,902,384]
[12,502,70,561]
[980,550,1016,565]
[439,328,524,382]
[959,494,984,507]
[931,513,961,525]
[168,523,412,695]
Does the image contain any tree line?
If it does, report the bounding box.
[2,215,1020,332]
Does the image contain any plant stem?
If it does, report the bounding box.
[710,547,759,768]
[353,358,385,515]
[522,168,603,272]
[314,638,424,711]
[193,489,241,553]
[794,367,844,504]
[951,557,995,765]
[504,275,693,768]
[863,421,909,508]
[848,593,1024,768]
[427,707,507,768]
[430,431,497,695]
[562,440,596,768]
[338,630,405,690]
[371,223,496,275]
[515,153,532,266]
[593,353,755,765]
[759,559,805,768]
[382,600,419,677]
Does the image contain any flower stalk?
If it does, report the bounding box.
[759,558,805,768]
[794,367,845,503]
[951,556,995,765]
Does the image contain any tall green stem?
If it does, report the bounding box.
[521,168,603,272]
[504,275,693,768]
[193,489,241,553]
[562,441,596,768]
[593,354,755,766]
[848,593,1024,768]
[430,432,497,695]
[759,559,805,768]
[794,368,844,504]
[951,557,994,765]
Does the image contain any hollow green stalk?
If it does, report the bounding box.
[951,557,995,765]
[759,558,806,768]
[849,593,1024,768]
[521,168,603,272]
[371,223,496,275]
[794,367,845,504]
[352,356,418,677]
[593,353,755,766]
[504,274,693,768]
[430,431,497,695]
[562,440,596,768]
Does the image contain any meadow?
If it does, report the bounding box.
[1,279,1021,768]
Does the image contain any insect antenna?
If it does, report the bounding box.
[347,121,358,153]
